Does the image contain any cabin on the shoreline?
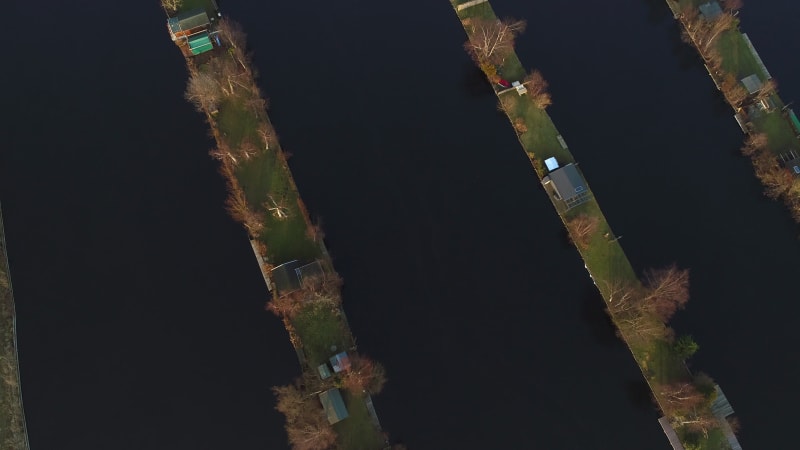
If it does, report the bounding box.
[319,388,349,424]
[167,5,221,57]
[541,160,592,210]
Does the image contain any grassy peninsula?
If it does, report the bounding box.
[163,1,390,449]
[667,0,800,225]
[0,205,29,450]
[451,1,738,448]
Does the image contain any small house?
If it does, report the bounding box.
[740,74,763,95]
[329,352,352,373]
[542,163,591,209]
[319,389,349,425]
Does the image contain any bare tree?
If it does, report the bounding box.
[720,74,748,107]
[753,152,792,199]
[225,186,265,236]
[523,69,552,109]
[340,355,387,395]
[659,382,706,414]
[740,132,768,156]
[642,265,690,322]
[161,0,180,14]
[217,18,249,71]
[273,383,337,450]
[464,18,526,66]
[185,71,222,112]
[567,214,600,249]
[701,13,736,53]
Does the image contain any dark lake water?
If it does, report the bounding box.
[2,0,798,449]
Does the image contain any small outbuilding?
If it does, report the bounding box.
[317,363,333,380]
[319,388,349,425]
[542,163,591,209]
[740,74,763,95]
[544,157,559,171]
[329,352,352,373]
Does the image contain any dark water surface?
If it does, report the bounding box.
[2,0,798,449]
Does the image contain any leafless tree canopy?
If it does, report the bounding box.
[161,0,180,14]
[524,69,552,109]
[273,383,337,450]
[341,355,387,395]
[741,132,768,156]
[464,18,526,66]
[567,213,599,249]
[642,265,690,322]
[720,74,748,107]
[185,71,222,112]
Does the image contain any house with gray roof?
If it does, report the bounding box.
[542,163,592,209]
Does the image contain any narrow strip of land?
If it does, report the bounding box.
[0,204,30,450]
[163,1,389,449]
[451,1,739,449]
[666,0,800,224]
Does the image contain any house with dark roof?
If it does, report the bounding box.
[319,389,349,425]
[542,163,592,209]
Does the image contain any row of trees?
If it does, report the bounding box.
[742,133,800,220]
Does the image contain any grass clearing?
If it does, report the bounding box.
[291,303,352,368]
[751,111,800,154]
[715,29,765,80]
[333,392,386,450]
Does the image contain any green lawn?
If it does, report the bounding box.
[216,89,322,264]
[715,29,766,80]
[333,392,386,450]
[751,111,800,154]
[646,339,690,384]
[174,0,218,16]
[291,303,353,368]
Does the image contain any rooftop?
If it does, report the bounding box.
[319,389,349,425]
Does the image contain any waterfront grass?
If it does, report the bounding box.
[333,392,386,450]
[291,303,353,369]
[715,29,765,80]
[454,2,722,448]
[215,88,322,264]
[751,111,800,154]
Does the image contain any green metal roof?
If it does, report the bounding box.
[319,389,349,424]
[789,110,800,135]
[188,32,213,55]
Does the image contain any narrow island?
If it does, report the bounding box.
[666,0,800,224]
[451,1,742,449]
[0,204,30,450]
[162,1,392,449]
